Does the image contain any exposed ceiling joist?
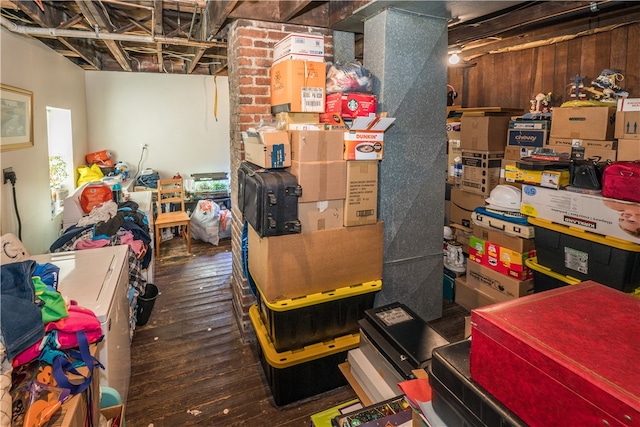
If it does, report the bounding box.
[75,0,132,71]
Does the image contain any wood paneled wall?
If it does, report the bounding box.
[448,22,639,111]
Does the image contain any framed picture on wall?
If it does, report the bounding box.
[1,84,34,151]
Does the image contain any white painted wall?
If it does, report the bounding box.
[1,28,88,254]
[85,71,230,180]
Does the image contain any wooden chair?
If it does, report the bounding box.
[155,178,191,255]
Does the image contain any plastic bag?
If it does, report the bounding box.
[190,200,221,245]
[218,208,232,239]
[326,61,373,94]
[77,164,104,186]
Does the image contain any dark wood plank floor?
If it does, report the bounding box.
[125,237,469,426]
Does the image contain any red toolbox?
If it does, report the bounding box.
[470,281,640,427]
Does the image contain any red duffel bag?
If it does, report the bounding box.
[601,161,640,203]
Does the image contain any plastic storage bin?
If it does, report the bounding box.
[526,257,582,293]
[529,217,640,293]
[257,280,380,352]
[249,305,358,406]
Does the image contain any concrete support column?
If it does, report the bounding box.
[363,9,448,321]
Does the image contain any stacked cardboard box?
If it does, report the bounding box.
[615,98,640,160]
[514,102,640,294]
[245,33,394,406]
[547,106,617,161]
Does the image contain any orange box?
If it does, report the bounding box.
[342,116,396,161]
[270,59,325,113]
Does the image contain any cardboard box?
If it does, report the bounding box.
[546,136,617,150]
[503,163,570,189]
[248,221,384,302]
[460,115,510,151]
[289,129,344,162]
[547,144,617,162]
[509,119,551,130]
[520,185,640,244]
[468,236,535,280]
[615,111,640,140]
[288,160,346,203]
[270,59,326,113]
[618,98,640,111]
[243,140,291,168]
[344,160,378,227]
[471,222,536,253]
[322,92,377,119]
[460,150,504,196]
[449,186,486,228]
[100,405,124,427]
[454,275,501,311]
[276,112,319,130]
[274,32,324,61]
[504,145,529,161]
[242,131,291,168]
[466,261,534,300]
[273,53,325,65]
[550,106,616,140]
[343,116,396,161]
[298,199,344,232]
[507,128,548,147]
[616,139,640,161]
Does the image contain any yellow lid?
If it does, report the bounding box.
[525,257,582,285]
[528,217,640,252]
[249,305,359,368]
[258,280,382,312]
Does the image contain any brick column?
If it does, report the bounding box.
[227,19,333,341]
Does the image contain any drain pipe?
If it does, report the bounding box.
[0,16,225,47]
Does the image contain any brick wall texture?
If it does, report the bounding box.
[227,19,333,340]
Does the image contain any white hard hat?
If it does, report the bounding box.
[444,226,453,240]
[485,185,522,212]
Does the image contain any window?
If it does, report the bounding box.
[46,107,74,216]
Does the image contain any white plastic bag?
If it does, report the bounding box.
[190,200,220,245]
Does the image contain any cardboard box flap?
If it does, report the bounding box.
[241,131,260,145]
[349,115,396,132]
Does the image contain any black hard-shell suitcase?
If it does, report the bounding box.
[237,161,302,237]
[429,340,527,427]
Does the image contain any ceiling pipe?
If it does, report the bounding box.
[0,15,224,48]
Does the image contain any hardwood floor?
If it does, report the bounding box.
[125,237,469,426]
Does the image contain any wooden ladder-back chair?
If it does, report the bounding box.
[155,178,191,255]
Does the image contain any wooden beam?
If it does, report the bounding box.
[185,19,207,74]
[204,0,237,39]
[58,37,102,70]
[75,0,132,71]
[449,1,611,47]
[154,1,164,71]
[278,0,313,22]
[14,0,63,27]
[153,0,164,37]
[327,0,371,27]
[57,14,84,30]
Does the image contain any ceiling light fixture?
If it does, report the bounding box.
[448,52,460,65]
